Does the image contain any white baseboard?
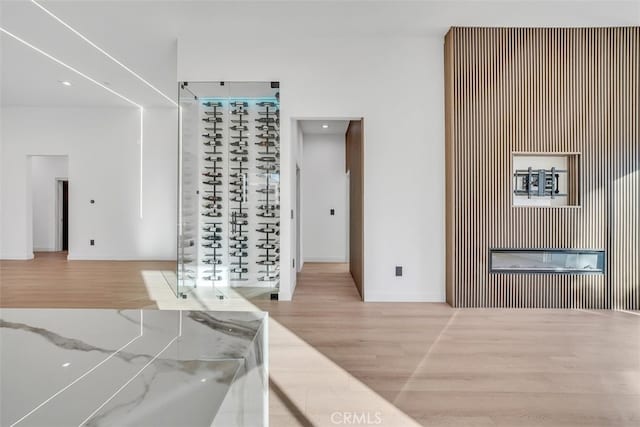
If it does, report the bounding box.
[1,254,174,262]
[364,291,446,303]
[33,247,57,252]
[0,253,34,260]
[66,255,177,261]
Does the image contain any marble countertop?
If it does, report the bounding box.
[0,309,267,427]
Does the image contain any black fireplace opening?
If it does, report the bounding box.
[489,248,605,274]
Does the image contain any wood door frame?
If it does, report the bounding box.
[345,119,364,300]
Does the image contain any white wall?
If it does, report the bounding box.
[178,34,445,302]
[289,121,302,297]
[0,107,177,260]
[302,133,348,263]
[31,156,68,251]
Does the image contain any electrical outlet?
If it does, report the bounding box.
[395,266,403,277]
[330,208,335,216]
[90,239,95,246]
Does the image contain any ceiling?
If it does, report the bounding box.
[1,0,180,108]
[1,1,638,108]
[300,119,350,135]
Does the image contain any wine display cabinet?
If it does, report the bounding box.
[178,82,280,299]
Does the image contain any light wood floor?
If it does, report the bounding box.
[0,252,174,308]
[1,255,639,426]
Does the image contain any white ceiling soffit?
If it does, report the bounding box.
[73,1,638,38]
[1,1,638,107]
[300,120,350,135]
[1,33,136,108]
[0,0,178,108]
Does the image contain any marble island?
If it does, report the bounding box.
[0,309,267,427]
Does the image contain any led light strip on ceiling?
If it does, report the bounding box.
[28,0,179,219]
[30,0,178,107]
[0,26,146,218]
[0,27,142,108]
[139,108,144,219]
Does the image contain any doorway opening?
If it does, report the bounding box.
[30,156,69,257]
[293,119,364,301]
[58,179,69,251]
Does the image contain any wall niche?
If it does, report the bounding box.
[512,153,580,207]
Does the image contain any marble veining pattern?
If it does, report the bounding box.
[0,309,267,427]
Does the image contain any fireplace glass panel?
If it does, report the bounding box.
[490,249,604,273]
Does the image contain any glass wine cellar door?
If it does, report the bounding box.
[178,82,280,299]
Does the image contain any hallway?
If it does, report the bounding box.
[291,262,360,303]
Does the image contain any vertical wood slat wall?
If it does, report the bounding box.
[567,155,580,206]
[444,27,639,309]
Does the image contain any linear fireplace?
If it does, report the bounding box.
[489,249,605,274]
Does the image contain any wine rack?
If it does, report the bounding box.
[254,101,280,283]
[179,82,280,297]
[201,101,225,283]
[229,101,250,281]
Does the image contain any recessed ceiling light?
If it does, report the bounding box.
[0,27,140,107]
[61,81,71,86]
[30,0,177,107]
[62,362,71,367]
[322,124,329,129]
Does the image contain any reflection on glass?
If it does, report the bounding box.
[490,249,604,273]
[0,309,268,426]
